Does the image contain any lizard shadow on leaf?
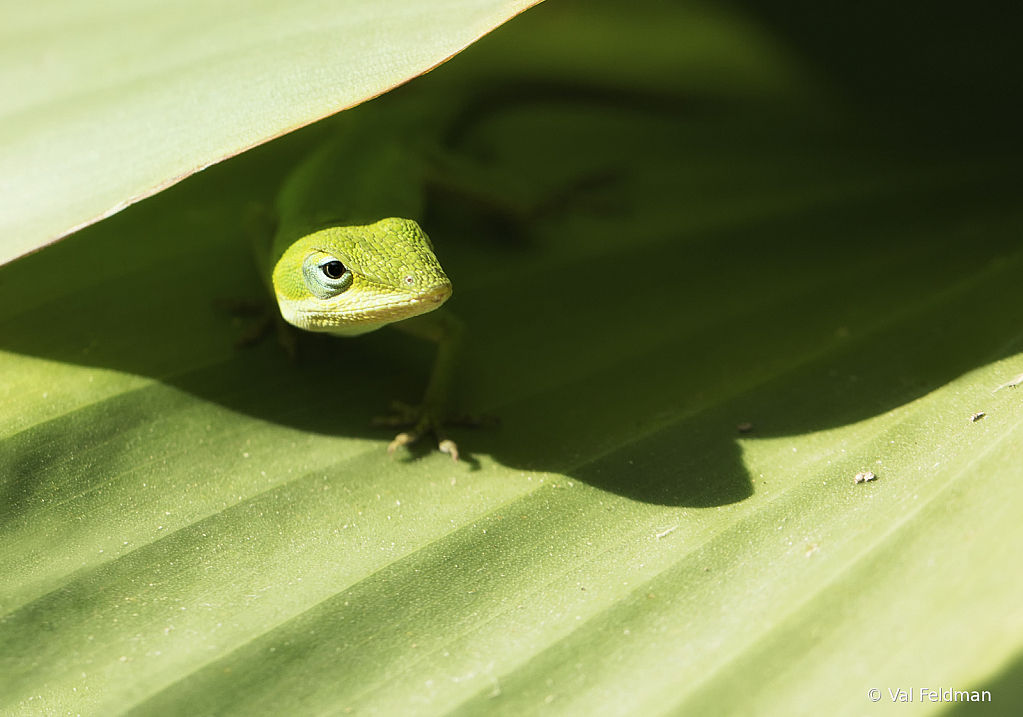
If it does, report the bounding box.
[2,95,1023,510]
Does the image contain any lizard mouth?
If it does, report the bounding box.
[278,280,452,336]
[336,281,451,324]
[410,284,452,308]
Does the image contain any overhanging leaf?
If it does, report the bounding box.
[0,0,540,267]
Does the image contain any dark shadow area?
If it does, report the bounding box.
[2,130,1022,510]
[734,0,1023,154]
[939,647,1023,716]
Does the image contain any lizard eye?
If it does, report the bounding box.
[302,254,353,298]
[321,260,346,279]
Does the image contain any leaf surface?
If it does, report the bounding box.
[2,1,1022,715]
[0,0,539,266]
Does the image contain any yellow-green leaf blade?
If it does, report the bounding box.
[0,0,538,266]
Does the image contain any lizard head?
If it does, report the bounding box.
[272,217,452,336]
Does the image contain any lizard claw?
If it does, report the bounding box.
[384,422,460,462]
[438,440,459,462]
[387,432,416,455]
[375,403,471,461]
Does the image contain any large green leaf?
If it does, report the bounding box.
[0,0,539,267]
[3,1,1023,715]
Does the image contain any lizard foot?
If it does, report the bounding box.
[215,298,297,358]
[374,400,499,462]
[388,431,459,462]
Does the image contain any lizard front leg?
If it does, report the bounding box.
[377,309,465,461]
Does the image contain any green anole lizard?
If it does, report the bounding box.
[248,65,635,462]
[249,87,513,463]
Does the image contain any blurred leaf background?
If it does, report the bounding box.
[2,0,1023,715]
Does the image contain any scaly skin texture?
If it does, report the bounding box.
[272,219,451,337]
[259,91,470,460]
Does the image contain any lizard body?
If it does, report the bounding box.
[255,71,633,460]
[254,90,471,460]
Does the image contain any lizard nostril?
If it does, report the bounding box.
[404,275,415,285]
